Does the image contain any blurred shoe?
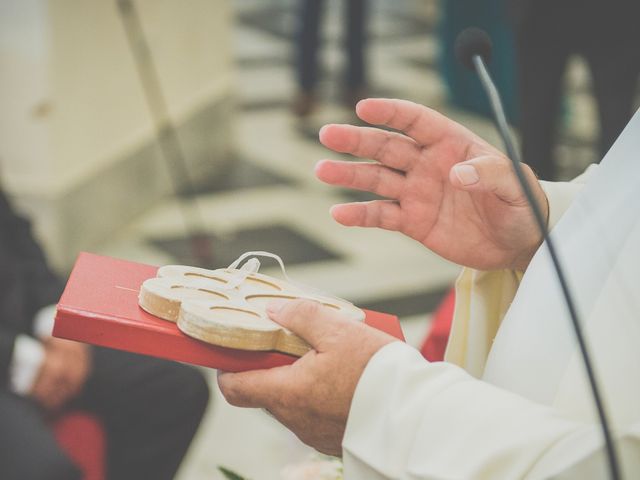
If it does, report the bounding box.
[291,90,316,117]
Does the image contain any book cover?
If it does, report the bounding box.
[54,252,405,372]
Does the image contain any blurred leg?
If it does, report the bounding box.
[514,3,571,180]
[0,390,82,480]
[344,0,368,90]
[78,348,210,480]
[296,0,326,92]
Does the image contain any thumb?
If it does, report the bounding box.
[217,366,291,408]
[449,155,534,205]
[266,298,344,349]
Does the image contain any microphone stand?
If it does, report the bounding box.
[472,53,622,480]
[116,0,214,267]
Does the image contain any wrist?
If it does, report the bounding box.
[511,240,542,272]
[511,186,549,272]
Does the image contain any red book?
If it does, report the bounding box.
[54,252,405,372]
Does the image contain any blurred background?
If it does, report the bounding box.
[1,0,638,478]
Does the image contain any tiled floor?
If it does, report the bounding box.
[94,1,604,478]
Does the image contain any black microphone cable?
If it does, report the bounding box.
[454,27,621,480]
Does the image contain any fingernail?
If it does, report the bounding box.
[453,164,479,186]
[318,124,330,139]
[266,299,287,315]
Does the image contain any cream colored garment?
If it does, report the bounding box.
[342,112,640,479]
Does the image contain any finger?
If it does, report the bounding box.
[315,160,405,199]
[34,379,66,411]
[356,98,460,146]
[217,366,292,408]
[319,123,421,171]
[46,390,68,411]
[266,299,348,349]
[65,383,82,401]
[55,380,77,404]
[449,155,534,206]
[63,368,86,397]
[330,200,402,231]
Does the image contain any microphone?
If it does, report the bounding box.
[454,28,622,480]
[454,27,492,71]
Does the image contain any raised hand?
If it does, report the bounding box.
[316,98,547,271]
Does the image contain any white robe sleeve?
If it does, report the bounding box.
[342,342,640,479]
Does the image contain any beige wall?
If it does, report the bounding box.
[0,0,53,187]
[0,0,234,269]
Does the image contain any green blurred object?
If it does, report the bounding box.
[218,466,248,480]
[439,0,519,125]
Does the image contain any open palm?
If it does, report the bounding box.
[316,98,547,271]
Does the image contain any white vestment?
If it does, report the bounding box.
[342,110,640,479]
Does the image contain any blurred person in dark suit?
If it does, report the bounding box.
[510,0,640,180]
[0,188,209,480]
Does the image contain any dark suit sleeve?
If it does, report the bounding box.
[0,191,65,330]
[0,190,65,391]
